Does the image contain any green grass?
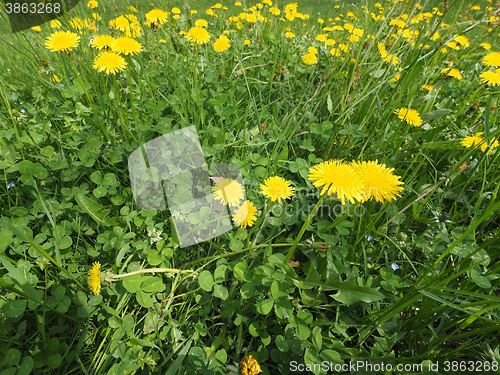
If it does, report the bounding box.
[1,0,500,374]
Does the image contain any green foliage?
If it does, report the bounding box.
[1,0,500,374]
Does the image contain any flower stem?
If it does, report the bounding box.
[193,44,204,127]
[107,267,195,281]
[246,200,274,248]
[284,194,327,265]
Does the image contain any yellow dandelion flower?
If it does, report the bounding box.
[269,6,280,15]
[285,32,295,38]
[454,35,469,47]
[185,26,211,45]
[45,31,80,53]
[88,262,101,296]
[308,46,318,54]
[441,67,462,79]
[352,160,403,203]
[240,355,261,375]
[244,39,251,45]
[394,108,422,127]
[326,38,336,46]
[195,19,208,27]
[93,51,127,74]
[146,9,169,25]
[422,84,434,91]
[51,74,62,83]
[91,35,115,50]
[481,43,491,50]
[482,52,500,68]
[302,52,318,65]
[92,13,102,21]
[308,160,364,205]
[173,15,180,20]
[31,26,41,32]
[349,34,360,43]
[111,36,143,55]
[212,178,244,207]
[383,54,399,65]
[316,34,328,42]
[390,73,401,82]
[87,0,98,9]
[260,176,295,203]
[213,35,230,52]
[50,19,62,28]
[233,201,258,229]
[461,132,484,149]
[128,5,138,12]
[481,137,499,154]
[480,69,500,86]
[235,1,242,6]
[172,7,180,14]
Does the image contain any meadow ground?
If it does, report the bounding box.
[0,0,500,374]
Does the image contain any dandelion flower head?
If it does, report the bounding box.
[260,176,295,203]
[308,160,365,205]
[93,51,127,74]
[233,200,258,229]
[352,160,404,203]
[239,355,261,375]
[185,26,211,45]
[212,178,244,207]
[45,31,80,52]
[88,262,101,295]
[394,108,423,127]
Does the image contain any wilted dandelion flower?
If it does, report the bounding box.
[93,51,127,74]
[302,52,318,65]
[394,108,422,127]
[260,176,295,203]
[88,262,101,295]
[308,160,364,205]
[482,52,500,68]
[352,160,404,203]
[233,201,258,229]
[91,35,115,50]
[111,36,143,55]
[239,355,261,375]
[213,35,230,52]
[212,178,244,207]
[45,31,80,52]
[185,26,211,45]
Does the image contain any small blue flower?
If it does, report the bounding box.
[21,109,25,113]
[365,234,373,241]
[367,257,372,262]
[7,182,15,189]
[391,262,399,271]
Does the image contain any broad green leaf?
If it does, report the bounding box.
[2,299,27,318]
[256,298,273,315]
[332,282,384,305]
[198,270,214,292]
[421,109,452,122]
